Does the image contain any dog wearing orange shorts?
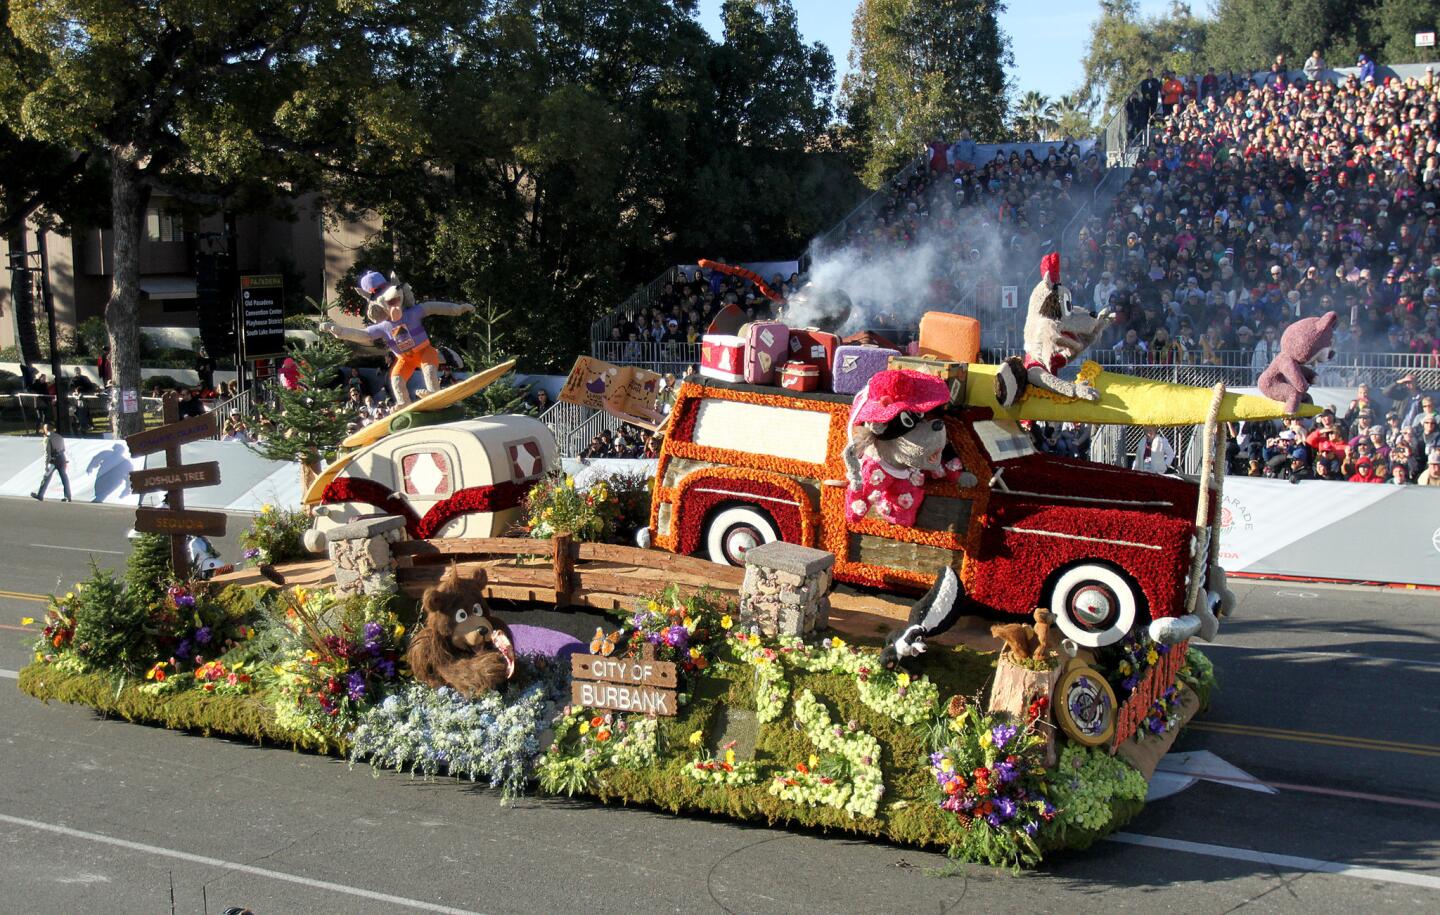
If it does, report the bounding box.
[321,270,475,405]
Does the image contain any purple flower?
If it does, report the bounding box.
[995,761,1017,784]
[346,671,366,701]
[1148,717,1165,733]
[176,639,192,659]
[1157,643,1170,655]
[243,548,261,560]
[194,626,212,645]
[991,724,1017,749]
[994,796,1017,820]
[985,813,1002,828]
[363,622,383,641]
[664,625,688,649]
[645,631,664,646]
[175,594,196,609]
[376,658,396,678]
[929,751,945,767]
[1024,822,1039,837]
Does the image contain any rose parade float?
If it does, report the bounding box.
[17,258,1311,870]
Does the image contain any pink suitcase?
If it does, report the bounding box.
[785,328,840,391]
[831,344,893,395]
[741,321,790,385]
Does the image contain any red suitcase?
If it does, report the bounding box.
[785,328,840,391]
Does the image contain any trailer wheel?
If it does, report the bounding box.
[1047,562,1140,648]
[705,505,779,566]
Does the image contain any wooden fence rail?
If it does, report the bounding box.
[391,536,745,611]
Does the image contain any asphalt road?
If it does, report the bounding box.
[0,498,1437,913]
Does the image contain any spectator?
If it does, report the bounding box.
[1348,457,1380,482]
[346,368,369,398]
[1419,452,1440,485]
[30,422,70,502]
[1357,53,1376,84]
[1303,50,1324,83]
[1390,463,1410,485]
[177,388,204,419]
[1160,70,1184,116]
[532,389,553,414]
[1133,425,1175,473]
[195,345,215,391]
[1282,447,1312,483]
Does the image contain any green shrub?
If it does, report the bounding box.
[69,564,152,675]
[76,317,109,356]
[239,505,310,564]
[140,374,183,392]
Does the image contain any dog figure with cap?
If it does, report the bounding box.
[843,369,977,528]
[994,252,1113,408]
[320,270,475,405]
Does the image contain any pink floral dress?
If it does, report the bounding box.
[845,455,964,527]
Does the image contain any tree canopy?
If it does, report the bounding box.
[843,0,1013,188]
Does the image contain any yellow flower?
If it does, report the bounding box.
[720,614,732,630]
[646,600,660,613]
[808,754,819,770]
[1118,661,1132,675]
[20,617,34,626]
[578,721,591,735]
[34,652,43,663]
[689,647,702,660]
[980,731,993,747]
[1146,649,1159,665]
[724,749,736,767]
[261,503,274,514]
[393,624,405,639]
[564,476,575,488]
[896,671,911,688]
[688,729,703,746]
[940,757,953,771]
[830,636,846,650]
[64,593,73,601]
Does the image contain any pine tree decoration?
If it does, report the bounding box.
[250,334,352,477]
[125,532,174,607]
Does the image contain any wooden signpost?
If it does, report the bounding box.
[126,394,224,574]
[570,648,679,716]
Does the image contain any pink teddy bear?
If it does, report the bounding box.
[1258,312,1337,414]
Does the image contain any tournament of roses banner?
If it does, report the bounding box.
[1217,476,1440,585]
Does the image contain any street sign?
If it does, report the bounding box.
[239,274,286,360]
[570,680,677,716]
[134,507,228,537]
[124,411,216,456]
[129,461,221,494]
[1417,31,1435,47]
[1001,285,1019,309]
[571,653,678,688]
[569,651,678,715]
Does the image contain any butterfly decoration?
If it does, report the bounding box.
[590,627,621,657]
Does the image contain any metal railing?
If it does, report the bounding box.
[539,399,651,457]
[590,265,697,349]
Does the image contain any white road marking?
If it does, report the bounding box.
[1203,643,1440,670]
[0,813,483,914]
[0,669,17,679]
[1106,832,1440,890]
[29,543,126,555]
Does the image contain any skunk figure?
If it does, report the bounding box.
[879,566,967,672]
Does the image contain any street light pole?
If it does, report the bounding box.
[37,229,69,434]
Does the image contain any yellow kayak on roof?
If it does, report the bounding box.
[964,360,1321,425]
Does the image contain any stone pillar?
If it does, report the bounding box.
[326,515,408,597]
[738,542,834,637]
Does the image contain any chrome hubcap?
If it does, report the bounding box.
[1071,584,1116,629]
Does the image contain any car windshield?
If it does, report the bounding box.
[972,420,1036,462]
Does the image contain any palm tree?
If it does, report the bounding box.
[1014,91,1057,141]
[1052,92,1094,140]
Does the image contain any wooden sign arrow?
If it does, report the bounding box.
[129,461,221,494]
[125,412,217,456]
[134,507,228,537]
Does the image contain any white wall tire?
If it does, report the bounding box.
[1047,563,1139,648]
[705,505,779,566]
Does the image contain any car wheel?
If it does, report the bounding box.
[1047,563,1140,648]
[705,505,779,566]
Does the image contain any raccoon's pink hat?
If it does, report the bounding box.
[850,369,950,426]
[1040,251,1060,285]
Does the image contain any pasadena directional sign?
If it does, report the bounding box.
[129,461,221,494]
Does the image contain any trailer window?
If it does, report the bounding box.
[973,420,1036,462]
[402,451,453,497]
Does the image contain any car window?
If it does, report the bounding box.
[691,398,831,464]
[973,420,1036,462]
[402,450,453,497]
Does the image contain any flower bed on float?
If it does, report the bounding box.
[18,530,1217,872]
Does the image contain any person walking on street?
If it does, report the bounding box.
[31,422,71,502]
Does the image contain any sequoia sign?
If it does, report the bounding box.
[570,652,678,716]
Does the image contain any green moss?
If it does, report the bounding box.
[17,663,343,755]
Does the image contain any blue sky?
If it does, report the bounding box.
[696,0,1178,102]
